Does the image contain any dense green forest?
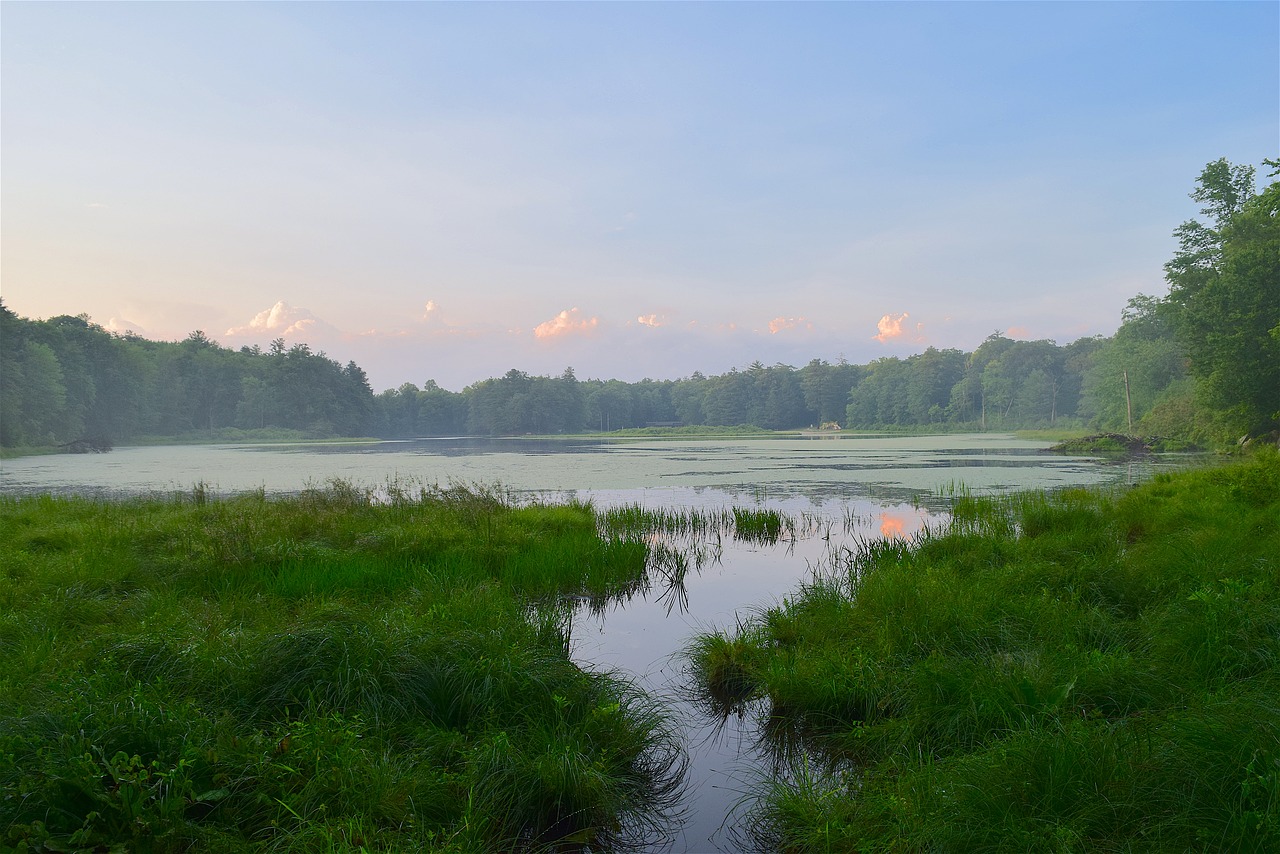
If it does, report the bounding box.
[2,159,1275,450]
[0,314,375,449]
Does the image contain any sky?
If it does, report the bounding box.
[3,1,1277,393]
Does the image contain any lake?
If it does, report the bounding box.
[0,434,1176,850]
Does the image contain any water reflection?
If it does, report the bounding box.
[879,512,906,538]
[568,495,943,851]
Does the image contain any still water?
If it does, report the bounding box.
[0,434,1167,850]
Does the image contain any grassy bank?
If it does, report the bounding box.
[689,450,1280,852]
[0,445,66,460]
[0,483,688,852]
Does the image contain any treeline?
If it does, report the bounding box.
[375,343,1102,438]
[0,307,1110,448]
[3,159,1274,450]
[0,310,374,448]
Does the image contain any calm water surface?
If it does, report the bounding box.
[0,433,1129,499]
[0,434,1177,851]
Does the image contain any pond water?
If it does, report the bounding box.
[0,434,1180,850]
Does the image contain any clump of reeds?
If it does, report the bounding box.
[598,504,729,541]
[599,503,798,546]
[731,507,787,544]
[686,629,764,716]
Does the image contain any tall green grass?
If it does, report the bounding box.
[598,503,797,546]
[0,482,686,852]
[688,449,1280,852]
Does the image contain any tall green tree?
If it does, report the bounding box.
[1165,158,1280,437]
[847,357,908,426]
[586,380,634,431]
[752,364,808,429]
[947,333,1015,427]
[416,380,467,436]
[701,370,753,426]
[904,348,965,424]
[799,358,861,425]
[670,373,708,426]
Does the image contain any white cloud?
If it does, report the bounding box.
[225,301,328,339]
[873,312,910,343]
[637,313,665,328]
[105,316,145,336]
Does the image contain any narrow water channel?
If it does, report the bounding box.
[567,488,939,850]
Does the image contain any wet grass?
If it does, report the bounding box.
[0,482,686,852]
[688,449,1280,852]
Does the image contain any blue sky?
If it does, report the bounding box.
[3,1,1276,392]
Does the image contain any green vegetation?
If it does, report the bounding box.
[686,450,1280,851]
[1165,159,1280,439]
[0,312,376,449]
[1048,432,1202,457]
[599,504,794,547]
[0,483,691,852]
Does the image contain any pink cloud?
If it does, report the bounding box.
[533,307,599,340]
[637,313,665,328]
[873,312,909,343]
[1006,325,1031,339]
[767,316,813,335]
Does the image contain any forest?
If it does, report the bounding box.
[2,159,1275,451]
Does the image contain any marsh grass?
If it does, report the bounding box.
[687,448,1280,851]
[599,503,798,546]
[0,482,689,852]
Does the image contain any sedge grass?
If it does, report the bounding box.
[0,482,687,852]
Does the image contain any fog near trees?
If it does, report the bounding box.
[4,159,1274,450]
